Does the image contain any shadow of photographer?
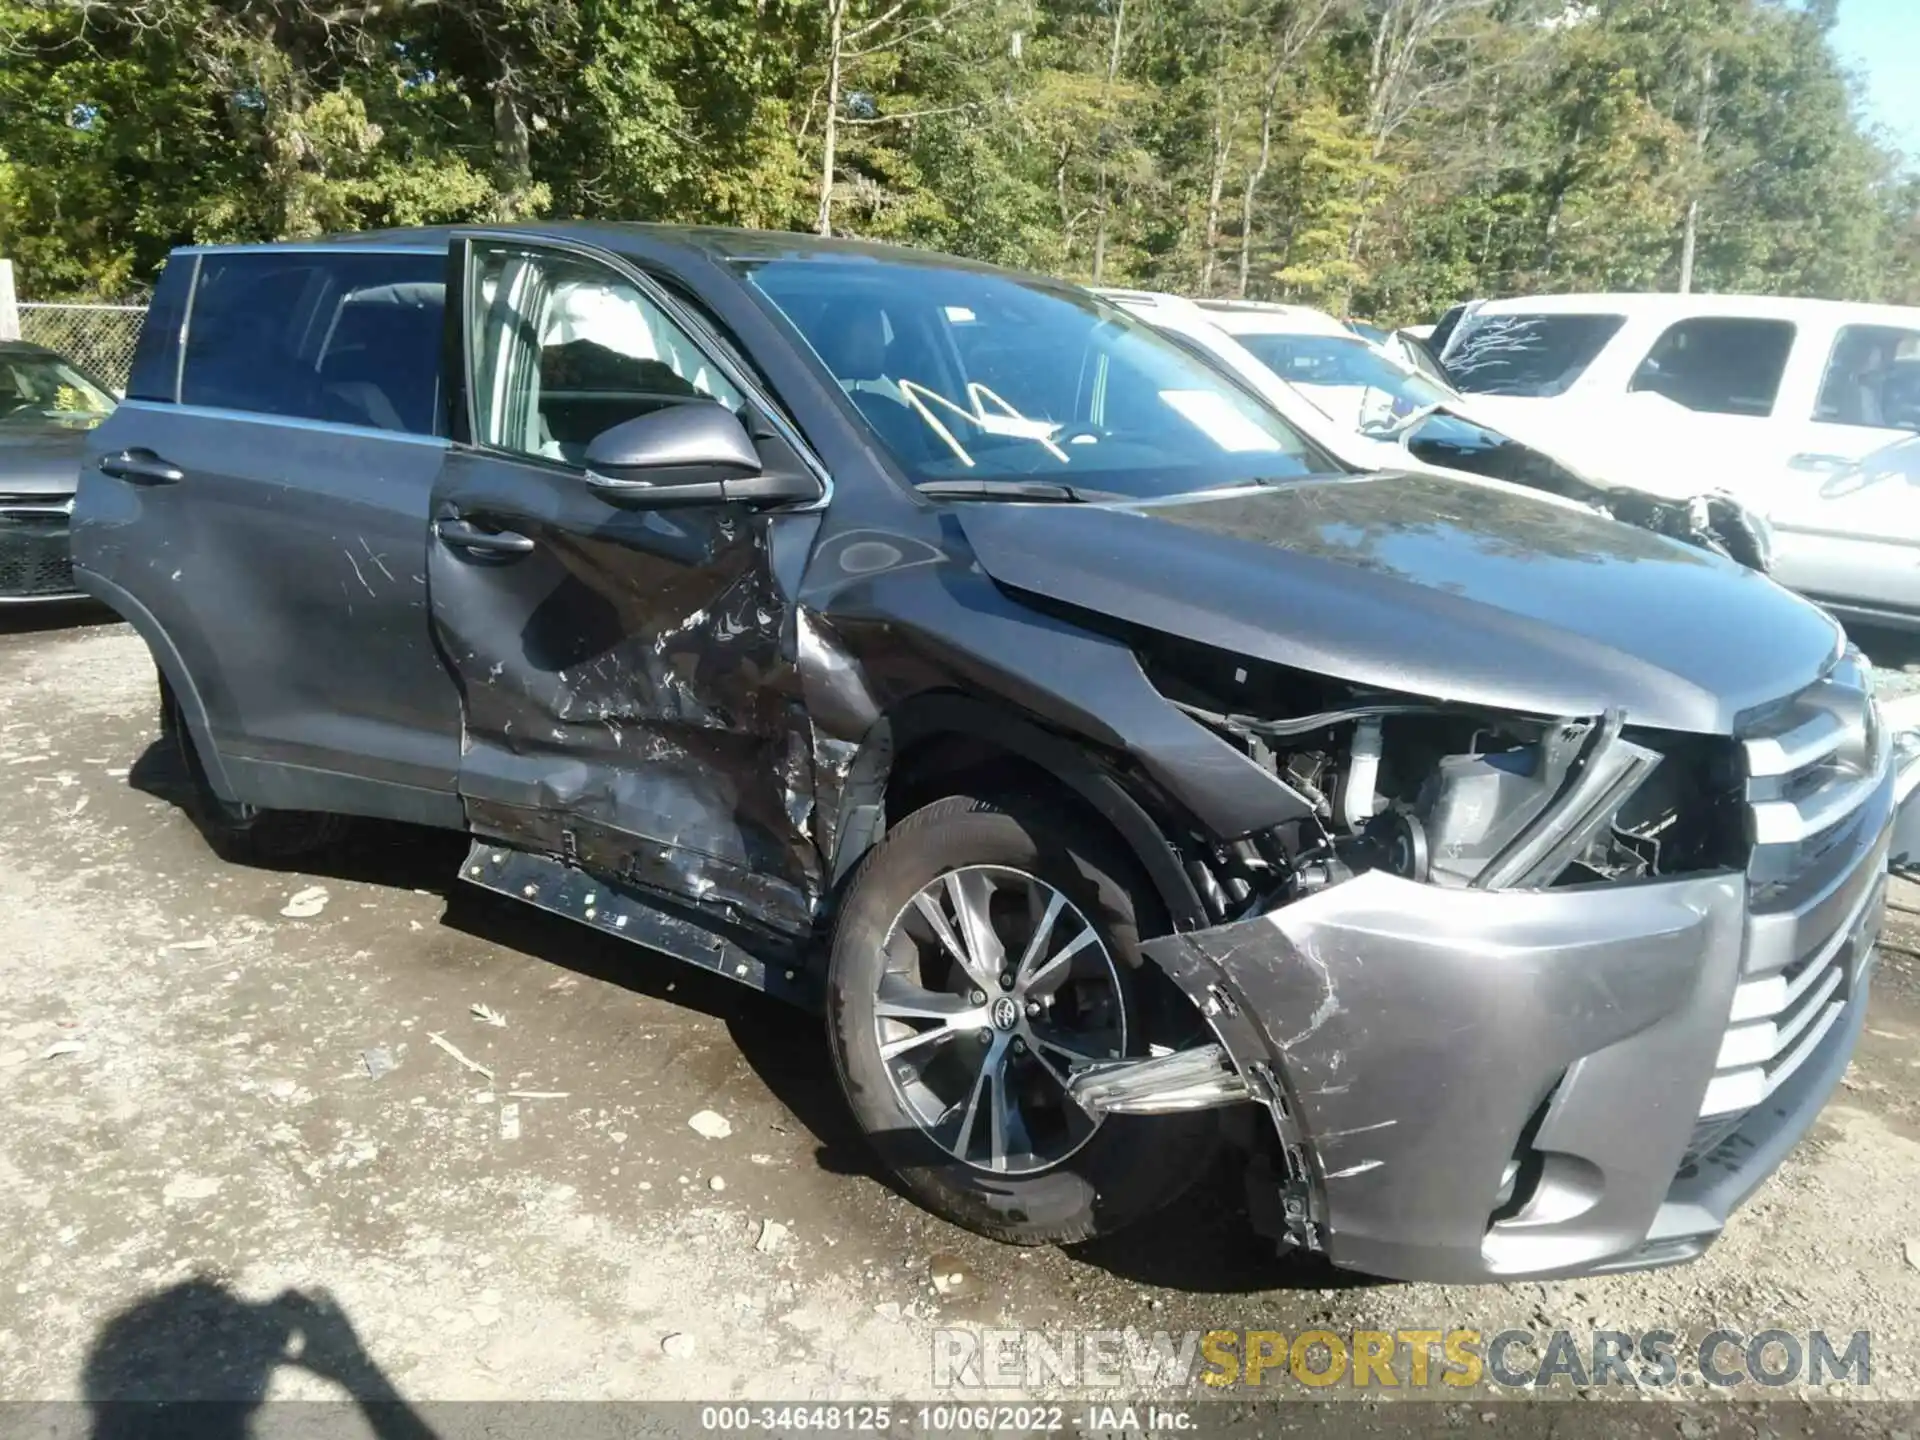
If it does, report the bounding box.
[83,1279,435,1440]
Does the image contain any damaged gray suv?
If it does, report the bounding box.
[74,226,1920,1283]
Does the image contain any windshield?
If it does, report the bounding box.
[740,256,1323,498]
[1442,312,1625,397]
[0,349,116,430]
[1234,332,1450,431]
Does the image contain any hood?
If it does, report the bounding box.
[0,426,89,499]
[957,472,1839,735]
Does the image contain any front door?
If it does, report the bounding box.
[426,237,823,939]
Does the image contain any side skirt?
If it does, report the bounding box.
[458,842,821,1011]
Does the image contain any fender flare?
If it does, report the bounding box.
[829,692,1209,932]
[74,567,239,802]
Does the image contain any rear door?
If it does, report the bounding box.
[1769,321,1920,609]
[76,244,466,823]
[1784,319,1920,473]
[427,235,825,939]
[1618,315,1798,502]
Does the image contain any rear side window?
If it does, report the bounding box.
[1628,317,1795,417]
[181,250,447,435]
[1442,313,1625,397]
[126,255,196,402]
[1815,324,1920,431]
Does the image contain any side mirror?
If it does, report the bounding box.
[582,403,823,510]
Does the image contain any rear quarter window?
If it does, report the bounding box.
[180,250,448,435]
[1815,323,1920,431]
[1443,312,1626,397]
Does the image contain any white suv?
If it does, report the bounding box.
[1436,294,1920,624]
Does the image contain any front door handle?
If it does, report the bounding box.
[98,450,185,485]
[435,518,536,556]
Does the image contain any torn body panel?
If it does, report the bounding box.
[428,447,826,941]
[1142,709,1907,1285]
[798,538,1316,842]
[1147,869,1755,1281]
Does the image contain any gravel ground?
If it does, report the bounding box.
[5,609,1920,1413]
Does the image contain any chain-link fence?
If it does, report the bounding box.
[16,302,149,392]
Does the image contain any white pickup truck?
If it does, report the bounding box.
[1435,294,1920,626]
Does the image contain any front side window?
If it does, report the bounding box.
[1815,324,1920,432]
[740,255,1323,499]
[466,243,744,464]
[0,349,115,430]
[180,250,446,434]
[1443,312,1626,397]
[1627,317,1795,417]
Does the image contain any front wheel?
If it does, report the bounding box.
[826,794,1217,1245]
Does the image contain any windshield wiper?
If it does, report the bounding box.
[916,479,1093,503]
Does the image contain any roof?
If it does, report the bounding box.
[1469,291,1920,326]
[1192,299,1354,338]
[174,222,1033,281]
[1096,288,1354,339]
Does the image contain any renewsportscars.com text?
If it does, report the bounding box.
[932,1327,1872,1392]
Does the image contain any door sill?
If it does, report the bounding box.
[458,843,820,1010]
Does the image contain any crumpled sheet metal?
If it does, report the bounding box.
[444,522,824,941]
[1142,868,1747,1281]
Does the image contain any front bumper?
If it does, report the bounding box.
[1140,730,1916,1284]
[0,500,80,602]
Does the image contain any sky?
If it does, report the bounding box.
[1832,0,1920,166]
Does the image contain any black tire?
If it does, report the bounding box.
[826,794,1218,1245]
[159,674,350,862]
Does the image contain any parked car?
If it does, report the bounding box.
[1769,432,1920,629]
[0,339,117,602]
[1105,290,1770,572]
[1434,294,1920,608]
[75,226,1917,1283]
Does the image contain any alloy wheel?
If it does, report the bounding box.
[873,865,1126,1175]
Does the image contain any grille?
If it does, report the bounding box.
[0,508,76,599]
[1699,654,1886,1121]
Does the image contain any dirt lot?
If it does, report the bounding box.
[6,609,1920,1410]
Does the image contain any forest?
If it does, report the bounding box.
[2,0,1917,323]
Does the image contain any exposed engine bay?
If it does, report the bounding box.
[1143,642,1748,922]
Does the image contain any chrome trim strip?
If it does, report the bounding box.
[107,399,452,449]
[1700,994,1847,1118]
[174,243,443,257]
[1746,820,1889,974]
[1749,774,1875,845]
[1743,707,1844,779]
[1718,965,1844,1069]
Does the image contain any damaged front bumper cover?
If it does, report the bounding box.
[1102,727,1920,1283]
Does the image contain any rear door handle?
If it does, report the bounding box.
[434,518,536,556]
[98,450,184,485]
